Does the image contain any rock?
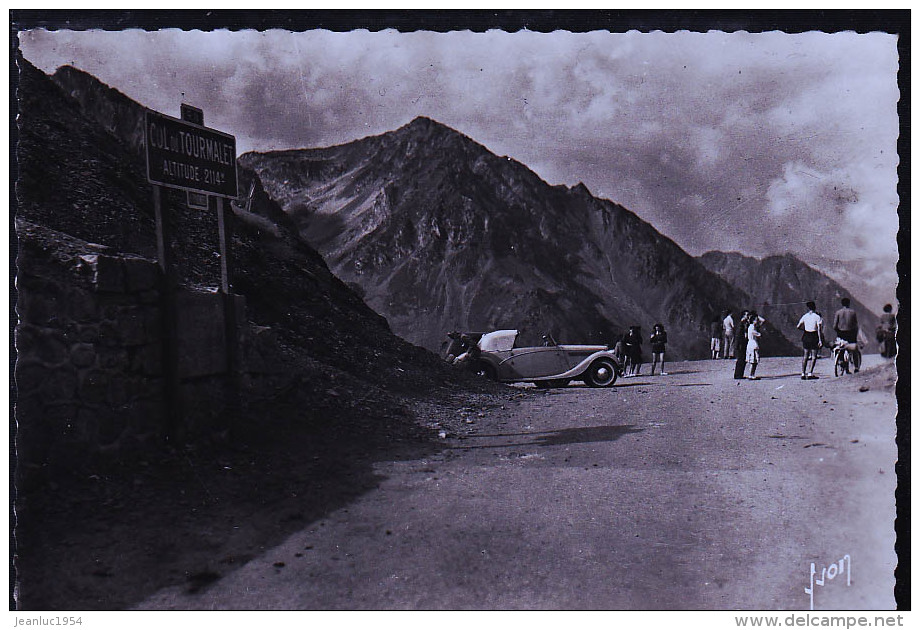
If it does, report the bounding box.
[123,257,159,292]
[92,255,126,293]
[70,343,96,367]
[41,367,78,402]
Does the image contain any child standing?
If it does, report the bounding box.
[650,323,668,375]
[745,311,762,380]
[710,317,722,359]
[613,334,628,374]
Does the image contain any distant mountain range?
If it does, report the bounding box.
[797,253,897,316]
[698,251,879,347]
[41,61,876,361]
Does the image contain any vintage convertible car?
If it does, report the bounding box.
[463,329,620,388]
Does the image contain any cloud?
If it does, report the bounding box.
[766,162,827,218]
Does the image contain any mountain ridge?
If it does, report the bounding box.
[240,116,798,359]
[698,250,880,348]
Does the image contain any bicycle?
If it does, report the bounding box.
[832,339,859,376]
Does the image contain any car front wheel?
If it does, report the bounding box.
[585,358,617,387]
[473,361,497,381]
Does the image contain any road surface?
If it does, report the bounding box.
[138,355,898,610]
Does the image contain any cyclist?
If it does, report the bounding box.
[832,298,861,373]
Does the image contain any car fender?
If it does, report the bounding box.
[471,354,504,379]
[550,350,621,380]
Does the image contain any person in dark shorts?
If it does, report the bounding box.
[733,311,750,379]
[709,317,722,359]
[796,301,823,379]
[649,323,668,375]
[833,298,861,372]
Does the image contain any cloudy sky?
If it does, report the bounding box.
[19,27,900,306]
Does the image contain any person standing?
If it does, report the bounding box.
[623,325,643,377]
[733,311,750,380]
[745,311,762,380]
[833,298,861,372]
[710,317,723,359]
[649,323,668,376]
[722,310,735,359]
[613,333,628,370]
[796,301,823,380]
[879,303,897,358]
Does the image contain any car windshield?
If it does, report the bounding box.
[478,330,518,352]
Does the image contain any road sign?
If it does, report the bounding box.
[145,108,238,198]
[187,191,209,209]
[180,103,204,126]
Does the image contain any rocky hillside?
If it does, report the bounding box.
[51,65,147,160]
[240,117,796,359]
[698,251,881,349]
[16,56,492,447]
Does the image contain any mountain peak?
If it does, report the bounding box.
[407,115,442,128]
[570,182,591,196]
[396,116,471,140]
[54,64,93,81]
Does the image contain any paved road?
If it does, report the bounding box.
[139,356,897,610]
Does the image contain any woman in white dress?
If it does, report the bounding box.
[746,312,762,380]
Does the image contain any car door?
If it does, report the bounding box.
[501,347,569,379]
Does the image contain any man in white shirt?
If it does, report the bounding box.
[722,310,735,359]
[796,301,823,380]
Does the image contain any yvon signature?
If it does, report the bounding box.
[805,554,851,610]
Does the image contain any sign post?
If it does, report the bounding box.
[152,183,182,442]
[146,106,240,438]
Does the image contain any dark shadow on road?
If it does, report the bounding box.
[676,383,713,387]
[755,373,803,380]
[447,424,643,450]
[14,410,441,610]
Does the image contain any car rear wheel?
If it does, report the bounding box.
[585,358,617,387]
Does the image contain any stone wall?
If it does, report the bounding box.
[14,222,287,483]
[16,246,166,475]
